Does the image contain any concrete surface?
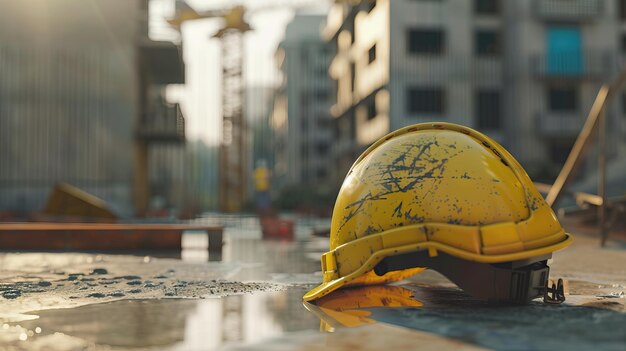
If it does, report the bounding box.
[0,219,624,350]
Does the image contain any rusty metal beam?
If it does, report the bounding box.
[0,222,222,231]
[0,222,223,251]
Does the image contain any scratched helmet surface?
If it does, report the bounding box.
[304,122,572,302]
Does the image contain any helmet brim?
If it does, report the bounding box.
[304,231,572,302]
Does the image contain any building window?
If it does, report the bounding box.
[475,30,501,56]
[367,97,377,120]
[316,168,328,179]
[316,142,329,155]
[548,86,578,112]
[407,87,445,115]
[476,90,501,129]
[368,44,377,64]
[407,28,445,54]
[620,0,626,20]
[301,144,308,158]
[301,50,309,65]
[350,63,356,92]
[301,92,310,108]
[318,117,331,129]
[549,140,575,164]
[475,0,500,15]
[315,90,329,101]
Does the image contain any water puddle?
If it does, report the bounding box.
[2,222,625,350]
[6,282,626,350]
[10,288,319,350]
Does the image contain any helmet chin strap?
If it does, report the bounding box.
[374,250,558,305]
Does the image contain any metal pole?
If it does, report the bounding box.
[598,108,607,247]
[545,86,609,207]
[546,67,626,209]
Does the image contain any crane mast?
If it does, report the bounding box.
[217,28,247,212]
[169,2,251,212]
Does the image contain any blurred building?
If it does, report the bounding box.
[0,0,185,217]
[325,0,626,183]
[271,15,333,193]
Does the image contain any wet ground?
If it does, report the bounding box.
[0,215,625,350]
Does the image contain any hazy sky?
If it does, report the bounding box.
[149,0,330,145]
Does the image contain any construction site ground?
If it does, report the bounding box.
[0,216,624,351]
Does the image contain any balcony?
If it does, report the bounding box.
[533,0,603,21]
[137,103,185,143]
[535,112,584,137]
[530,52,610,80]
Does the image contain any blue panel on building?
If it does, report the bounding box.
[547,27,583,75]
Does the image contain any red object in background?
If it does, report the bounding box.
[260,216,294,241]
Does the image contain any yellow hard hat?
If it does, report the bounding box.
[304,122,572,304]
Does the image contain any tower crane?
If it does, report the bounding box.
[167,0,322,213]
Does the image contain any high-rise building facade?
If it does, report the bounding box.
[271,15,333,193]
[325,0,625,184]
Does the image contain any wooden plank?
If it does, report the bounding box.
[0,230,183,250]
[0,223,222,231]
[0,223,223,251]
[43,183,117,220]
